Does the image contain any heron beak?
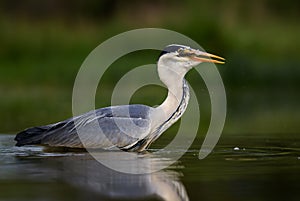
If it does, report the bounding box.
[191,50,225,64]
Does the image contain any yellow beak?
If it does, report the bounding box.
[191,51,225,64]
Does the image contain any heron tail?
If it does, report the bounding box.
[14,126,50,146]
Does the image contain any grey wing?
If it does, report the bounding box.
[20,104,153,149]
[72,105,153,149]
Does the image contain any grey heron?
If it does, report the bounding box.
[15,44,224,152]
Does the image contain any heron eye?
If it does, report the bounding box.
[177,49,186,56]
[178,49,193,57]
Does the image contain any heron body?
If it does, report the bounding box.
[15,44,224,152]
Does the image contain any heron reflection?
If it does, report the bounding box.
[0,135,189,201]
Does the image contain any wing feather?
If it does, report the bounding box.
[16,104,153,149]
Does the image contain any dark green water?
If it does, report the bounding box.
[0,134,299,201]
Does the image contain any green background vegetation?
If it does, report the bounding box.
[1,0,299,140]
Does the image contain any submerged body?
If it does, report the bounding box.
[15,44,224,152]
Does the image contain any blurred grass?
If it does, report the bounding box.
[0,0,299,136]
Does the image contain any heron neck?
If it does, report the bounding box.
[156,66,187,121]
[150,72,190,144]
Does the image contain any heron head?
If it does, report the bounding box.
[158,44,225,71]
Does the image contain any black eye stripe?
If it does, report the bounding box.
[159,45,190,58]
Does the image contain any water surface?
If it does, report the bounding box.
[0,134,299,201]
